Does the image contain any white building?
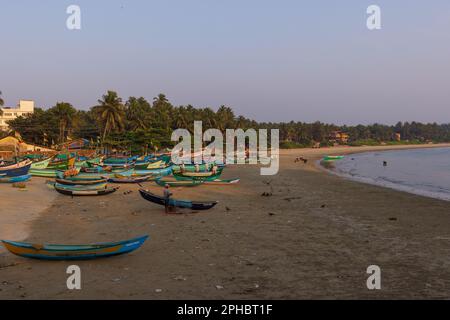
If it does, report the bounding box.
[0,100,35,131]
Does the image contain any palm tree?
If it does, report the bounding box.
[50,102,77,143]
[125,97,151,131]
[152,93,172,131]
[216,105,235,132]
[0,91,4,116]
[93,91,126,140]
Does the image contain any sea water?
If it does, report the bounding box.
[331,147,450,201]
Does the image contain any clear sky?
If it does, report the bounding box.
[1,1,450,125]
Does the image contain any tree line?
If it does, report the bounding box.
[3,90,450,151]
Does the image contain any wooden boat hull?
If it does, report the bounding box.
[173,171,222,181]
[30,157,52,170]
[0,161,31,177]
[0,174,31,183]
[30,169,59,178]
[54,185,119,196]
[53,182,108,191]
[107,175,152,184]
[119,166,173,178]
[134,160,166,170]
[47,157,76,170]
[139,189,217,210]
[1,235,148,260]
[55,178,107,186]
[155,179,204,187]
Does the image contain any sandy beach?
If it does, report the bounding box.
[1,144,450,299]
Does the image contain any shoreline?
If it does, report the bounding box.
[310,144,450,202]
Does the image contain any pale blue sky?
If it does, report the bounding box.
[1,1,450,124]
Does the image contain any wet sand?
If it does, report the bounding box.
[1,144,450,299]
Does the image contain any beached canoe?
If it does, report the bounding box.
[30,168,59,178]
[47,157,76,170]
[173,171,223,181]
[139,189,218,210]
[107,175,152,184]
[50,182,108,191]
[0,174,31,183]
[154,178,204,187]
[134,160,167,170]
[118,166,173,178]
[1,235,149,260]
[172,163,224,173]
[55,178,107,186]
[56,171,119,180]
[30,157,52,170]
[0,160,31,177]
[54,184,119,196]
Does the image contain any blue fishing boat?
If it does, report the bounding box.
[0,174,31,183]
[0,160,31,177]
[1,235,149,260]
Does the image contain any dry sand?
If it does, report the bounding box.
[1,144,450,299]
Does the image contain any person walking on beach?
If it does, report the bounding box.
[163,184,172,214]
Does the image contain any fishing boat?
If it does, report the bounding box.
[173,170,223,181]
[118,166,173,178]
[172,163,224,173]
[49,182,108,191]
[54,184,119,196]
[0,160,32,177]
[84,156,103,168]
[134,160,167,170]
[139,189,218,210]
[174,166,223,177]
[103,156,135,167]
[154,178,204,187]
[30,157,52,170]
[56,170,118,181]
[55,178,107,186]
[107,175,152,184]
[47,156,76,170]
[323,155,345,161]
[0,174,31,183]
[1,235,148,260]
[29,168,59,178]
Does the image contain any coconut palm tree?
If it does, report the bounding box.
[93,91,126,140]
[125,97,151,131]
[0,91,4,116]
[50,102,77,143]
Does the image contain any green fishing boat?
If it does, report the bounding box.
[29,168,59,178]
[30,157,52,170]
[173,170,223,181]
[171,163,220,173]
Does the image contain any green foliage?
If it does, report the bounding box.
[5,91,450,150]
